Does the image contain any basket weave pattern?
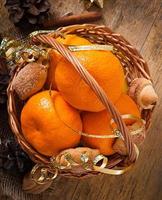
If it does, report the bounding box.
[7,24,153,176]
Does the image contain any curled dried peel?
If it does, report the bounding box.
[13,62,48,100]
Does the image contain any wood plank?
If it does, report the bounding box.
[0,0,161,199]
[102,0,161,50]
[71,5,162,200]
[50,0,161,51]
[41,177,79,200]
[70,1,162,200]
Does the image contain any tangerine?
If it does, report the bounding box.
[48,34,125,112]
[21,90,82,156]
[82,111,114,155]
[115,94,141,125]
[82,94,140,155]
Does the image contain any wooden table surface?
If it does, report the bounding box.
[0,0,162,200]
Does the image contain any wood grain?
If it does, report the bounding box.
[0,0,162,200]
[70,3,162,200]
[102,0,161,50]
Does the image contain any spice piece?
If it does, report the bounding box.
[43,11,102,28]
[129,78,158,109]
[13,62,48,100]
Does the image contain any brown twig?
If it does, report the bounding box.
[43,12,102,28]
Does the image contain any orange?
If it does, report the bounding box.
[123,78,128,93]
[46,50,62,89]
[82,111,114,156]
[48,34,125,112]
[56,34,92,45]
[46,34,91,88]
[115,94,141,125]
[21,90,82,156]
[82,94,140,155]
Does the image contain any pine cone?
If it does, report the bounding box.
[5,0,51,27]
[0,138,34,174]
[0,57,9,104]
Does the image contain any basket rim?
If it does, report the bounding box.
[7,24,153,177]
[57,24,151,78]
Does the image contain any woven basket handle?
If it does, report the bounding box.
[34,34,137,163]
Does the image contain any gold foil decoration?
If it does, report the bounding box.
[29,30,65,39]
[30,144,139,184]
[110,114,146,136]
[29,30,113,53]
[93,144,139,175]
[31,164,58,184]
[68,45,113,52]
[53,96,145,140]
[79,130,119,139]
[50,148,98,171]
[29,30,56,38]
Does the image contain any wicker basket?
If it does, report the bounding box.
[7,24,154,180]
